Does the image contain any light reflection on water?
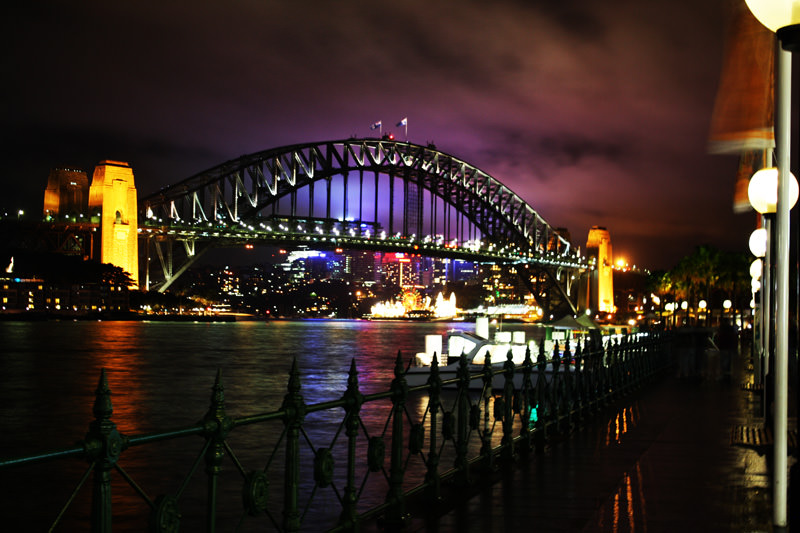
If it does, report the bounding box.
[0,320,458,446]
[0,319,545,531]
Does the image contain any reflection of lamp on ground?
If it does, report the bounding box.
[742,2,800,527]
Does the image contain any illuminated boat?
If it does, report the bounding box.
[404,317,555,390]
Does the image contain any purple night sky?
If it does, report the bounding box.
[2,0,759,270]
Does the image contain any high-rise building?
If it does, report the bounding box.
[380,253,421,287]
[349,250,378,282]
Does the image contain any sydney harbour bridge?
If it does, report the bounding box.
[7,138,591,317]
[139,138,588,316]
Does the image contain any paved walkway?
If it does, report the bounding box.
[411,348,797,532]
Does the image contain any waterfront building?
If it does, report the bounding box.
[0,276,130,315]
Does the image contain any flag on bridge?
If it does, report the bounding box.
[370,120,382,130]
[396,117,408,141]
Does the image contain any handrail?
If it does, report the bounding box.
[0,331,672,532]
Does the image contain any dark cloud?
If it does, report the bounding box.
[1,0,754,270]
[538,136,627,168]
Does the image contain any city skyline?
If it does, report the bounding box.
[3,1,757,270]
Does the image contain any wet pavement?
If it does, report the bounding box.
[411,349,797,532]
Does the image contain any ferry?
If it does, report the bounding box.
[404,317,560,390]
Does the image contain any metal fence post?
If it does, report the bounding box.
[573,342,585,423]
[281,358,306,533]
[550,341,564,432]
[340,359,363,529]
[83,369,127,533]
[500,352,515,462]
[534,339,549,451]
[609,338,620,402]
[454,352,470,483]
[425,354,442,501]
[562,340,574,431]
[385,351,408,529]
[517,347,534,454]
[479,352,494,472]
[201,369,232,533]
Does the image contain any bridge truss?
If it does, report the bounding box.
[140,138,588,316]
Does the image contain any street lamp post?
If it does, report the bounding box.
[742,2,800,527]
[750,258,764,385]
[749,171,798,409]
[749,226,769,390]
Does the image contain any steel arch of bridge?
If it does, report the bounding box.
[140,138,587,311]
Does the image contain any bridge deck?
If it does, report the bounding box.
[392,348,796,532]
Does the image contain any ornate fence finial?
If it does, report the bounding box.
[394,350,405,379]
[204,368,226,425]
[343,358,364,410]
[93,368,113,423]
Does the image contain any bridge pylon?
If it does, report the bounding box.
[88,161,139,288]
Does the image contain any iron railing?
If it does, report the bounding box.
[0,331,672,532]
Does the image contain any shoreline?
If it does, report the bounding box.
[0,311,238,322]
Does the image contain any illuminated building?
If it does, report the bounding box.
[88,161,139,288]
[0,277,130,314]
[43,168,89,218]
[450,259,478,281]
[282,248,329,282]
[586,226,614,313]
[381,253,421,287]
[349,250,378,282]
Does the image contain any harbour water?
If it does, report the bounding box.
[0,318,546,530]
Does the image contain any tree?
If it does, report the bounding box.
[651,245,750,326]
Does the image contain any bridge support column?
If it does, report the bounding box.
[88,161,139,288]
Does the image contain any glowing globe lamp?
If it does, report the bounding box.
[750,258,763,279]
[749,228,768,257]
[745,1,800,32]
[748,167,799,213]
